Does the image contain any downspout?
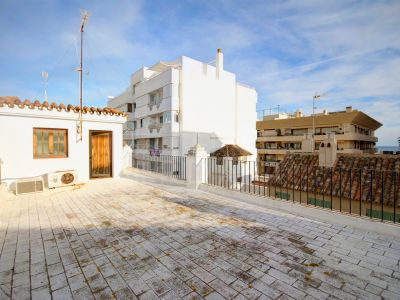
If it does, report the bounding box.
[178,64,183,155]
[235,84,238,145]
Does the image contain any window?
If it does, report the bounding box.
[33,128,68,158]
[140,119,143,128]
[133,103,136,112]
[159,115,163,124]
[127,103,133,112]
[149,93,157,105]
[175,112,179,123]
[163,111,172,123]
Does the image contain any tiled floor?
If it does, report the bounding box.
[0,173,399,300]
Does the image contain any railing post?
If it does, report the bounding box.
[394,171,397,224]
[322,167,325,208]
[306,165,309,204]
[369,170,373,218]
[254,161,256,194]
[314,166,317,207]
[292,165,295,203]
[349,169,352,214]
[239,161,242,192]
[359,168,362,216]
[339,167,342,212]
[330,167,333,210]
[381,171,384,222]
[300,164,302,204]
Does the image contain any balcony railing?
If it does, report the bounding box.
[149,148,162,156]
[148,123,163,133]
[132,154,186,181]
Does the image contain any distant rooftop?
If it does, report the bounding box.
[257,106,382,131]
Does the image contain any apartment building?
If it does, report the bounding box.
[108,49,257,166]
[256,107,382,174]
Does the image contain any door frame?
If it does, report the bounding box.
[89,130,113,179]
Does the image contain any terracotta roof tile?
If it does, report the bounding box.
[0,96,127,117]
[210,144,252,157]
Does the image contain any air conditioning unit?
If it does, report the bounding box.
[16,177,44,195]
[47,170,78,188]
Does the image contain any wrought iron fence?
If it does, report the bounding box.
[132,154,186,180]
[202,157,400,224]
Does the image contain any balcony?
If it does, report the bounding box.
[257,132,377,143]
[262,161,280,167]
[133,148,178,160]
[257,148,303,155]
[148,99,161,111]
[148,122,163,133]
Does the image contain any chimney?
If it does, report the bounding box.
[216,48,223,79]
[346,106,352,112]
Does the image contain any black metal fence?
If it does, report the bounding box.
[132,155,186,181]
[202,157,400,224]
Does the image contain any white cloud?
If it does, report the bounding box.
[1,0,399,145]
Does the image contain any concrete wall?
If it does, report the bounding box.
[0,106,125,185]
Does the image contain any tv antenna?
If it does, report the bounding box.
[76,9,91,141]
[41,71,48,102]
[312,92,327,152]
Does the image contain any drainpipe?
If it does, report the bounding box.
[178,64,183,155]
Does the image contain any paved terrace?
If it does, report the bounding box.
[0,171,399,300]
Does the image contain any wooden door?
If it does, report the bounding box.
[90,131,112,178]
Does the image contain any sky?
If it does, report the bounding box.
[0,0,399,145]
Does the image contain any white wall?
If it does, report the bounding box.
[108,52,258,159]
[180,56,257,157]
[236,83,258,160]
[0,107,125,185]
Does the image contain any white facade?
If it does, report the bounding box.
[0,104,126,187]
[108,49,257,162]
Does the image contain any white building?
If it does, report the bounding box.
[0,96,126,191]
[107,49,257,165]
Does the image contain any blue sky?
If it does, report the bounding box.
[1,0,399,145]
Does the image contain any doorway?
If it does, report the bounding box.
[89,131,112,178]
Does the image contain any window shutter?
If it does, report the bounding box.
[49,132,54,154]
[33,130,38,156]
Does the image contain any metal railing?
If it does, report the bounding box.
[202,157,400,224]
[133,154,186,180]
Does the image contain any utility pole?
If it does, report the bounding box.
[77,10,90,141]
[312,93,323,152]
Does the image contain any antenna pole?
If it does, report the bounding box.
[312,93,323,152]
[42,71,48,102]
[78,10,90,141]
[79,23,83,140]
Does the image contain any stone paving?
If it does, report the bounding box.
[0,173,399,300]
